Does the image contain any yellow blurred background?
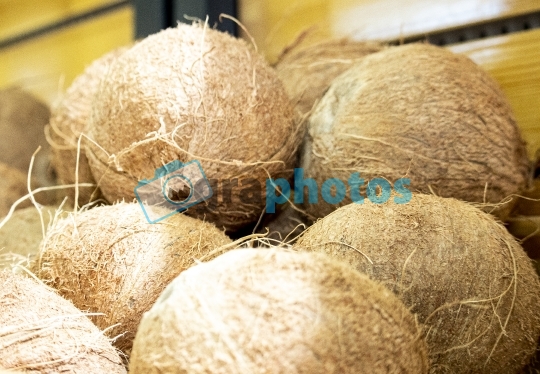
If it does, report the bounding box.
[239,0,540,158]
[0,0,539,157]
[0,0,133,104]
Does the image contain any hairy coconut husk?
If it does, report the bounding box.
[301,43,529,222]
[0,87,54,190]
[275,38,384,115]
[86,23,302,233]
[0,205,68,273]
[0,270,126,373]
[294,194,540,374]
[129,248,429,374]
[34,202,232,355]
[47,47,128,207]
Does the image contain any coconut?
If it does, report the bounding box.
[0,205,68,272]
[34,202,232,354]
[129,248,429,374]
[300,43,529,222]
[47,47,127,207]
[0,270,126,373]
[86,23,302,233]
[0,87,54,189]
[275,38,383,115]
[294,194,540,374]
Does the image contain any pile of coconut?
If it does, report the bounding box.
[0,14,539,373]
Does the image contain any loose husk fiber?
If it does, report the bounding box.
[34,202,232,355]
[257,204,311,244]
[294,194,540,374]
[86,23,302,232]
[129,248,429,374]
[301,43,530,222]
[0,270,126,373]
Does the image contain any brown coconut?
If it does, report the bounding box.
[294,194,540,374]
[129,248,429,374]
[0,270,126,373]
[86,23,302,233]
[275,38,383,115]
[301,43,529,221]
[34,202,232,354]
[0,205,68,272]
[47,47,127,207]
[0,87,54,189]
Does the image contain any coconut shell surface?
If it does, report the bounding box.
[275,38,383,115]
[86,23,301,233]
[34,202,232,354]
[0,87,54,189]
[129,248,429,374]
[0,270,126,373]
[47,47,127,207]
[294,194,540,374]
[301,43,529,221]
